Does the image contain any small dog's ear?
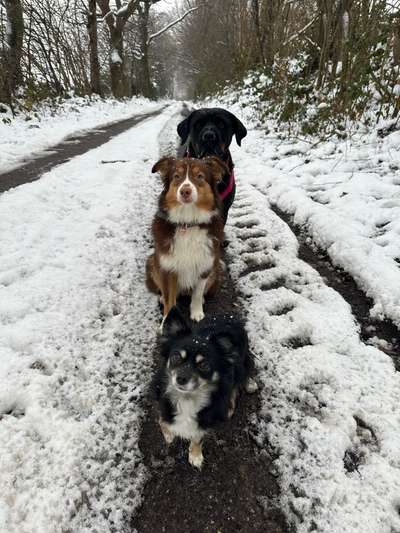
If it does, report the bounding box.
[204,156,229,183]
[162,306,191,338]
[152,157,175,178]
[212,332,238,364]
[233,116,247,147]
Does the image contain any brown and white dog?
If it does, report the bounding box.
[146,156,227,323]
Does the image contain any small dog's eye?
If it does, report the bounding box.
[173,174,180,180]
[197,174,204,180]
[170,351,183,365]
[197,360,210,373]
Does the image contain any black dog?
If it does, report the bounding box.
[177,108,247,224]
[155,306,257,469]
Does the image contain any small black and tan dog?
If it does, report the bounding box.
[177,108,247,223]
[155,307,257,469]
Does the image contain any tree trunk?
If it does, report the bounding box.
[109,25,125,98]
[87,0,102,96]
[0,0,24,105]
[137,1,153,98]
[251,0,265,66]
[393,13,400,66]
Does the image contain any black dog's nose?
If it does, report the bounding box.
[177,374,189,386]
[203,130,216,142]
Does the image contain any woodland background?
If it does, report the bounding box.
[1,0,400,132]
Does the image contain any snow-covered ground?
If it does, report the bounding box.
[2,90,400,533]
[200,93,400,531]
[209,92,400,330]
[0,103,181,532]
[226,171,400,533]
[0,95,162,174]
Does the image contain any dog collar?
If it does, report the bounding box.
[156,209,215,229]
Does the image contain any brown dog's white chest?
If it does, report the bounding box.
[160,227,214,291]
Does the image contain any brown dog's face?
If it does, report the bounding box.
[152,157,227,213]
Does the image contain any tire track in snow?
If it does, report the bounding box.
[225,179,400,533]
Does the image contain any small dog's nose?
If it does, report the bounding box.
[203,130,216,142]
[180,185,192,200]
[177,374,189,386]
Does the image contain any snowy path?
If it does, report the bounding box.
[225,145,400,533]
[0,107,165,194]
[0,104,181,532]
[0,97,162,174]
[1,96,400,533]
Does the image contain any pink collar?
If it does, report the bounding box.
[218,169,235,200]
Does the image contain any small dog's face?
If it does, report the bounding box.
[177,108,247,159]
[161,307,223,394]
[167,344,219,393]
[152,157,227,210]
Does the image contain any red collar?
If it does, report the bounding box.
[183,149,235,200]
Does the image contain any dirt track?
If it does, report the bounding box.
[0,107,164,194]
[132,266,288,533]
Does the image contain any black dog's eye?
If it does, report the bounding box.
[173,174,180,180]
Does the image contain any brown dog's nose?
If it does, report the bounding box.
[180,185,192,202]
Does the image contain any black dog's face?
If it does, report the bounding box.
[177,108,247,159]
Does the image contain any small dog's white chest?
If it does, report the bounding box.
[160,227,214,290]
[168,391,209,441]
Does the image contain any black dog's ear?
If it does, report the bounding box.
[177,116,191,145]
[152,157,175,178]
[177,110,199,145]
[233,116,247,146]
[162,306,191,338]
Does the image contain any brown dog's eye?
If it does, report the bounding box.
[173,174,180,180]
[197,174,204,180]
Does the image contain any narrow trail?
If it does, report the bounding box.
[132,260,288,533]
[132,118,399,532]
[0,107,165,194]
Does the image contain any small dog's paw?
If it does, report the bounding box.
[163,431,174,445]
[189,451,203,469]
[190,308,205,322]
[245,378,258,394]
[159,419,174,445]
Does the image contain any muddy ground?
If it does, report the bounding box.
[132,262,289,533]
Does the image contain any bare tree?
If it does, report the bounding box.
[0,0,24,105]
[87,0,102,95]
[96,0,144,97]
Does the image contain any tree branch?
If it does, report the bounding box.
[147,5,204,46]
[283,14,318,47]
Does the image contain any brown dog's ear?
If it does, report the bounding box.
[152,157,175,178]
[204,156,229,183]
